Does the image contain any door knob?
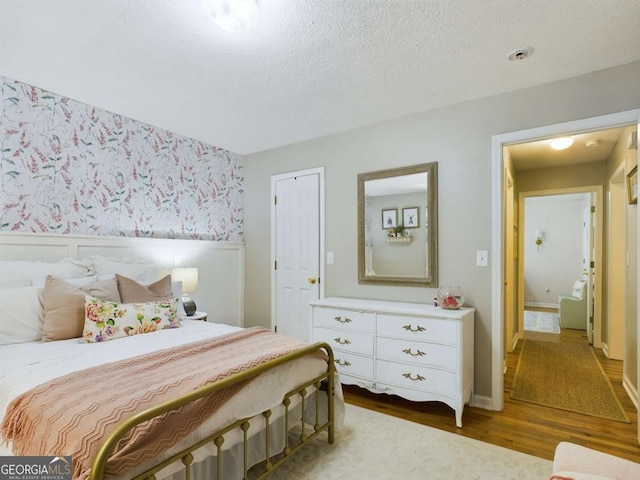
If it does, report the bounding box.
[307,277,317,284]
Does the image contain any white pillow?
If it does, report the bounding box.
[32,275,99,288]
[572,281,586,299]
[0,258,90,290]
[84,256,162,283]
[0,285,44,345]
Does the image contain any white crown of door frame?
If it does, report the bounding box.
[491,109,640,412]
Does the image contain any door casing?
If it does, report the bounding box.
[491,109,640,412]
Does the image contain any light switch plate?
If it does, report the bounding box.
[476,250,488,267]
[327,252,334,264]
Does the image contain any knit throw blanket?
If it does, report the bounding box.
[1,327,318,480]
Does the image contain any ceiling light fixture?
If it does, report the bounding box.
[550,137,574,150]
[207,0,258,33]
[508,46,534,61]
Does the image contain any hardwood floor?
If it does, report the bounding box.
[343,316,640,463]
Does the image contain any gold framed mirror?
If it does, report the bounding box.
[357,162,438,286]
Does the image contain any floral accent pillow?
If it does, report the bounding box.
[83,295,180,343]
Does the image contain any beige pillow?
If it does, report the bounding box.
[42,275,121,342]
[116,274,173,303]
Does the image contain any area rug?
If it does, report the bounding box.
[511,339,630,423]
[524,310,560,334]
[265,404,551,480]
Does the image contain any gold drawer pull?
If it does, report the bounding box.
[334,337,351,345]
[402,348,425,357]
[403,324,426,333]
[402,372,426,382]
[335,358,351,367]
[334,316,352,323]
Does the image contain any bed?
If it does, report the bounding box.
[0,233,343,480]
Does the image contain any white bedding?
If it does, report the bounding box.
[0,319,241,426]
[0,320,341,479]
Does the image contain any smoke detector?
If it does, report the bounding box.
[585,140,600,148]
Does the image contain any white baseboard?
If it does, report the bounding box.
[524,301,559,309]
[623,373,638,409]
[471,394,492,410]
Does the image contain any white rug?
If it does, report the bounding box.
[524,310,561,334]
[266,404,552,479]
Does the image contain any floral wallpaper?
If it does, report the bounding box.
[0,76,243,241]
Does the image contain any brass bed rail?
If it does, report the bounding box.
[89,342,336,480]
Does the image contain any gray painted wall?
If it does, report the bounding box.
[244,61,640,400]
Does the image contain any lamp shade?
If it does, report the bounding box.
[172,268,199,294]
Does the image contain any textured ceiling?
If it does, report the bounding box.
[1,0,639,155]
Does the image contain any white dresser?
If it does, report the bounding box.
[309,297,474,427]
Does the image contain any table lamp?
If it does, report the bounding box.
[171,267,198,316]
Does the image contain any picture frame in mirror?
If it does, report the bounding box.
[381,208,397,228]
[402,207,419,228]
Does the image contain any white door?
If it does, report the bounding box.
[273,171,321,341]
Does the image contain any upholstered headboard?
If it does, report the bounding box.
[0,232,244,327]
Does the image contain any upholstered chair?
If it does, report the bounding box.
[558,280,587,330]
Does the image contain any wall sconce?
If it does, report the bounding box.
[172,267,199,316]
[535,230,544,252]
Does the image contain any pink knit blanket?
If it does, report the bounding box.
[1,327,317,480]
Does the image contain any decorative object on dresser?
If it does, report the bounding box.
[171,267,199,315]
[310,297,474,427]
[437,285,465,310]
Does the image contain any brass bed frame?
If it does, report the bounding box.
[90,342,336,480]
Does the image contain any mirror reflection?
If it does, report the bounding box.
[358,162,438,286]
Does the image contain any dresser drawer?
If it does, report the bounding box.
[333,351,374,380]
[312,307,375,333]
[376,337,456,371]
[376,314,457,345]
[313,327,374,356]
[376,360,456,398]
